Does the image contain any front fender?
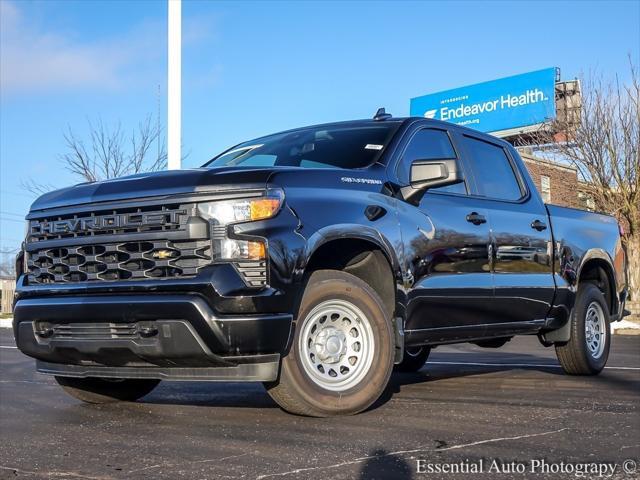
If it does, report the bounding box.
[304,223,401,277]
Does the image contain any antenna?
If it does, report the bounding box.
[373,107,392,121]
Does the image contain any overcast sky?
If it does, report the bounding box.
[1,0,639,257]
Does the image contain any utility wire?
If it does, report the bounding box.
[0,211,24,218]
[0,189,34,198]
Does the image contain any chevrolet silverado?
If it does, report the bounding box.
[13,110,628,416]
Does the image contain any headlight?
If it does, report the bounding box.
[197,190,283,261]
[197,190,283,225]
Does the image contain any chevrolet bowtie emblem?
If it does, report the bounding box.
[153,250,175,259]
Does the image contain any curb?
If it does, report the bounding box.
[613,329,640,336]
[611,319,640,335]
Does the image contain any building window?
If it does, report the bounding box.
[540,175,551,203]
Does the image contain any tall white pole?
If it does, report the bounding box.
[167,0,181,170]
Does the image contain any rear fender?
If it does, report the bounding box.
[544,248,617,343]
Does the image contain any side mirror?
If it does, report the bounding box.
[400,158,463,205]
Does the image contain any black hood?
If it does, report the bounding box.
[29,167,285,212]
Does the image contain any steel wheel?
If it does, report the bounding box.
[556,282,611,376]
[298,299,375,392]
[585,301,606,359]
[266,270,395,416]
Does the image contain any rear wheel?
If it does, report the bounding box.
[395,346,431,372]
[55,376,160,403]
[555,282,611,375]
[265,270,394,417]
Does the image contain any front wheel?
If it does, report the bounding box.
[265,270,395,417]
[555,282,611,375]
[55,376,160,403]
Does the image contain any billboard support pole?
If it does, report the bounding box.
[167,0,181,170]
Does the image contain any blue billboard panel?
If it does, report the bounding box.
[410,68,557,133]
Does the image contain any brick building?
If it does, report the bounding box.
[518,151,580,208]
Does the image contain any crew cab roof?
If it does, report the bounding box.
[247,116,511,149]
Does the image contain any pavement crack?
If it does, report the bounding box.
[433,428,569,451]
[0,465,116,480]
[126,452,249,475]
[0,380,52,385]
[620,444,640,450]
[255,428,569,479]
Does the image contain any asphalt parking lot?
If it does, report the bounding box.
[1,328,638,480]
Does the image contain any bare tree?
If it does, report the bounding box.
[535,60,639,302]
[20,178,56,195]
[61,115,167,182]
[0,247,18,278]
[21,115,168,195]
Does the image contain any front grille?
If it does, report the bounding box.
[25,200,269,288]
[27,240,211,284]
[51,323,139,340]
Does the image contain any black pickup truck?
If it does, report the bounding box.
[13,110,628,416]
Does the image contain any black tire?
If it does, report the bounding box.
[55,376,160,403]
[395,346,431,372]
[555,282,611,375]
[265,270,395,417]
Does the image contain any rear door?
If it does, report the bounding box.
[455,133,555,326]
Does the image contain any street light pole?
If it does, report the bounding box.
[167,0,181,170]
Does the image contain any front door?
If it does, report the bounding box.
[395,127,494,344]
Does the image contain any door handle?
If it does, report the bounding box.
[531,219,547,231]
[466,212,487,225]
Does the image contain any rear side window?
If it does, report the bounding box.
[460,135,523,201]
[399,129,466,195]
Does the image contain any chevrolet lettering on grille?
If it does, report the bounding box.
[30,209,187,236]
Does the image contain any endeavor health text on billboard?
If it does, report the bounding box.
[410,68,557,133]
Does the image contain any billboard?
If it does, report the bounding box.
[410,68,557,134]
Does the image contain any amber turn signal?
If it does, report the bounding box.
[250,198,282,221]
[248,241,266,260]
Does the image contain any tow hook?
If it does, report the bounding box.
[35,325,54,338]
[138,325,159,338]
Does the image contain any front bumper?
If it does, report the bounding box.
[13,294,293,382]
[34,360,280,382]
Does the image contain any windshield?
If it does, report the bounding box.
[203,123,400,170]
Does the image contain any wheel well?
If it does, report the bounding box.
[579,259,616,315]
[305,239,396,319]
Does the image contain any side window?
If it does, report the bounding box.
[399,129,466,195]
[461,135,523,201]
